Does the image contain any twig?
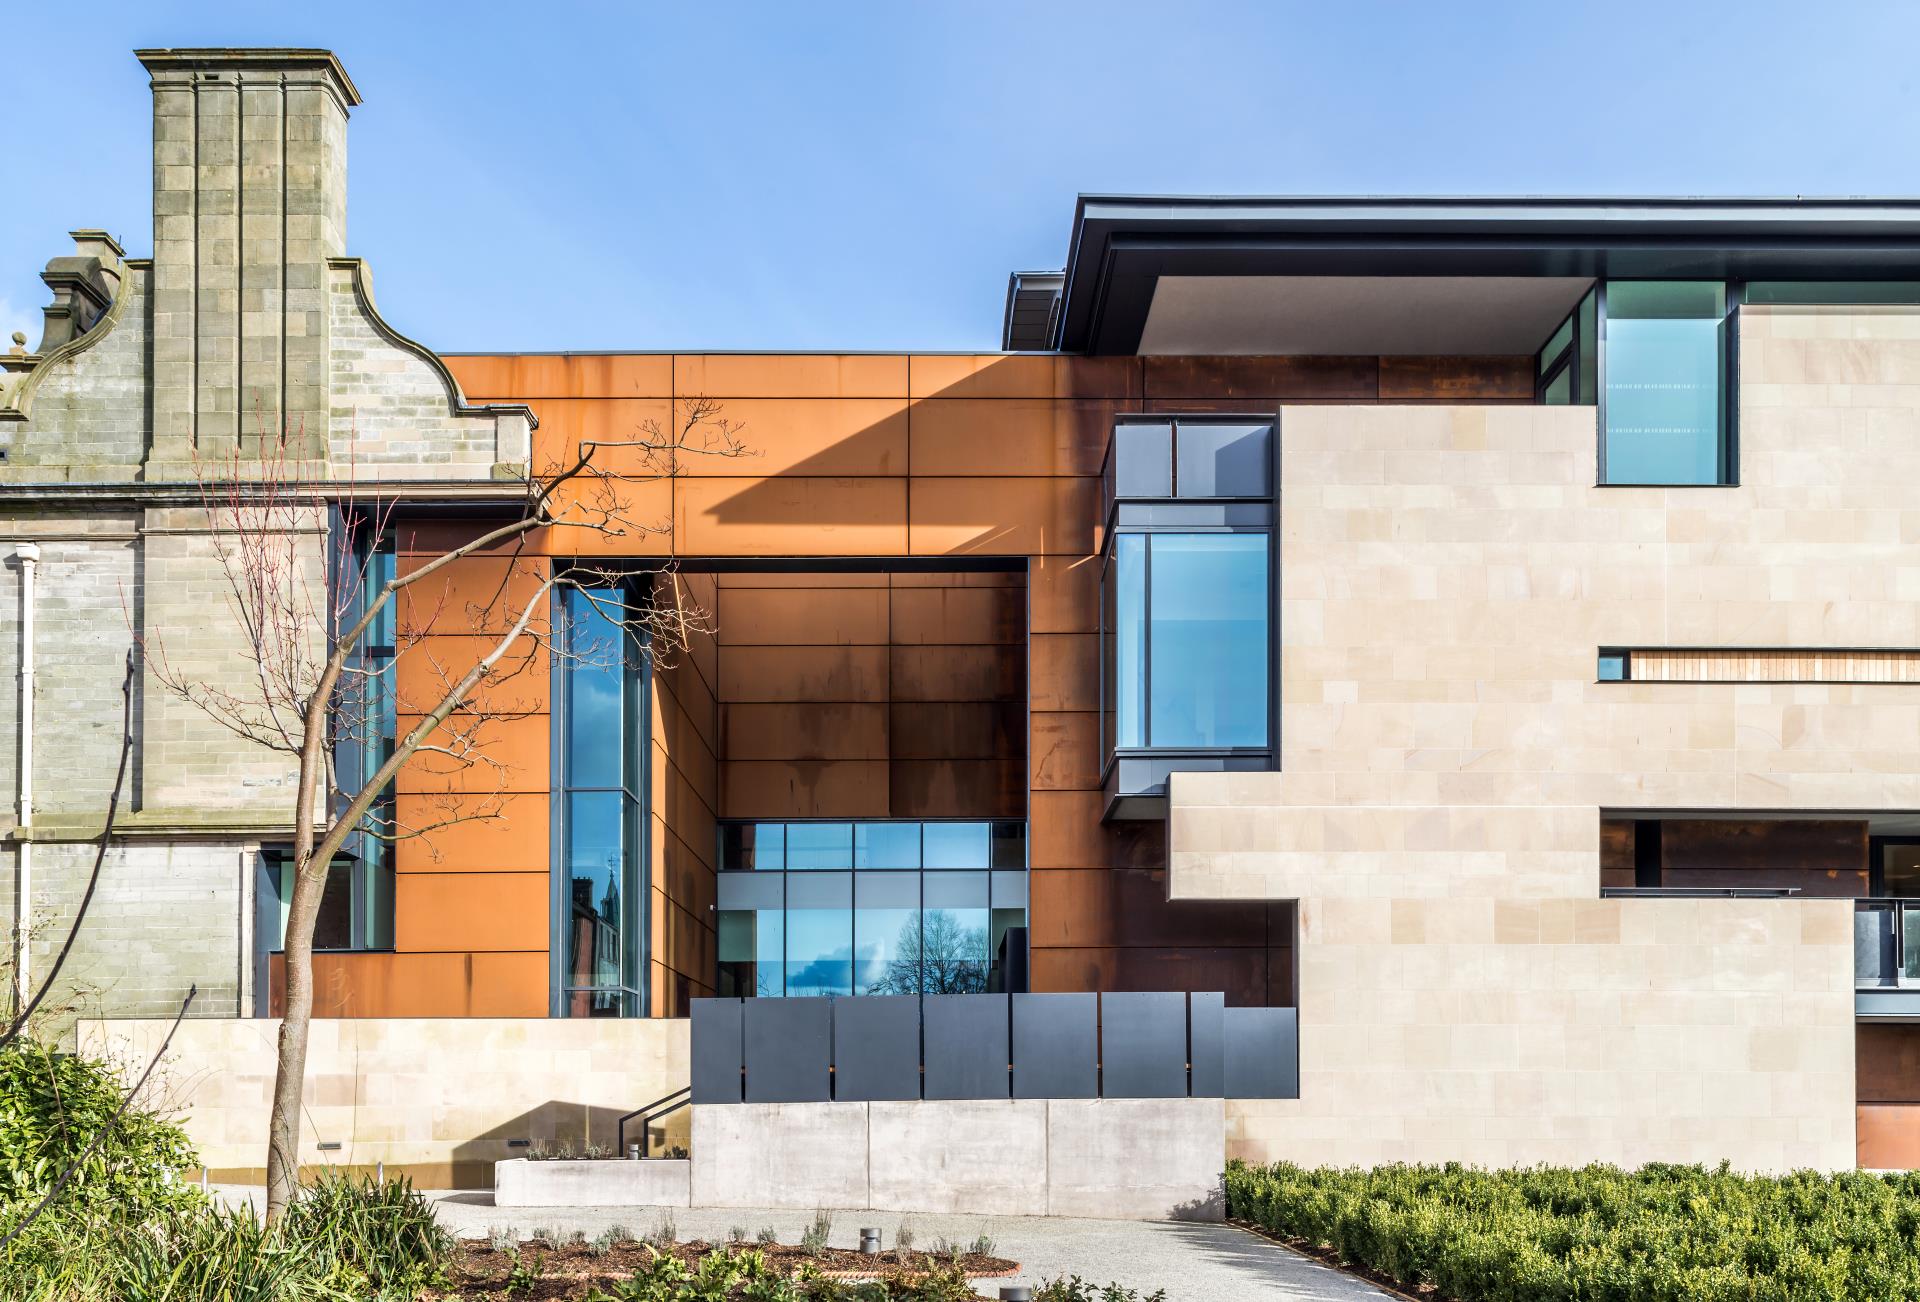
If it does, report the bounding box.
[1,649,137,1049]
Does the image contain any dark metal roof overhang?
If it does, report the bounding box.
[1056,196,1920,354]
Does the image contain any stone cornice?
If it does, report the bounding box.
[135,48,362,112]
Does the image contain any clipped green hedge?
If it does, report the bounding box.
[1224,1159,1920,1302]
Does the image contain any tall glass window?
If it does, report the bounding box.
[1602,281,1731,485]
[284,522,397,954]
[558,587,645,1016]
[714,819,1027,999]
[1105,532,1270,752]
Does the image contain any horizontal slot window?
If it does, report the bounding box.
[1598,647,1920,684]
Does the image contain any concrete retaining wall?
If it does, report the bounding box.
[690,1098,1225,1221]
[496,1158,691,1208]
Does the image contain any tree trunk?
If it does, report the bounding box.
[265,849,326,1220]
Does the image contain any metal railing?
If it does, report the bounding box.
[690,990,1300,1105]
[616,1086,691,1159]
[1600,886,1802,898]
[1857,899,1920,989]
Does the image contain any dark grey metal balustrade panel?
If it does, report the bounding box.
[1188,991,1225,1098]
[1011,993,1096,1099]
[690,998,744,1104]
[744,996,832,1103]
[832,995,921,1101]
[922,994,1010,1100]
[1222,1006,1299,1100]
[1100,991,1189,1098]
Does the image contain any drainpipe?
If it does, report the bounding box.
[13,543,36,1014]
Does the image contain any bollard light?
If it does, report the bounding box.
[376,1160,384,1184]
[999,1288,1033,1302]
[860,1227,882,1255]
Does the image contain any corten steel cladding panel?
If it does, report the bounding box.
[922,994,1011,1101]
[830,995,922,1102]
[1010,993,1097,1099]
[438,351,1538,1013]
[744,996,833,1103]
[1099,991,1190,1099]
[691,998,744,1104]
[1222,1007,1300,1100]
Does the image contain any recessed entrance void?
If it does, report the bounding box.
[1598,810,1920,1169]
[652,558,1296,1016]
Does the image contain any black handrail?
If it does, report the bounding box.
[1600,886,1801,898]
[617,1086,692,1158]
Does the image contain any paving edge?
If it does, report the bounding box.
[1225,1219,1428,1302]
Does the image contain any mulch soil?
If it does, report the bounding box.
[436,1237,1020,1300]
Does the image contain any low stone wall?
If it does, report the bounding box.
[689,1099,1225,1221]
[496,1157,691,1207]
[79,1017,691,1188]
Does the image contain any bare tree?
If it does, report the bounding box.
[138,398,749,1220]
[866,910,992,996]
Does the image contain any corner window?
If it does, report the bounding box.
[558,586,646,1017]
[1601,281,1731,485]
[1536,286,1598,407]
[1104,531,1270,751]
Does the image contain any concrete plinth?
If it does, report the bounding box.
[685,1098,1224,1221]
[494,1158,691,1208]
[1047,1098,1225,1220]
[868,1099,1050,1215]
[690,1101,870,1209]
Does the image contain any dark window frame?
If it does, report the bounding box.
[1099,414,1280,789]
[553,581,651,1018]
[714,818,1029,1000]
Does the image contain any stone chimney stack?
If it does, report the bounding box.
[137,49,361,466]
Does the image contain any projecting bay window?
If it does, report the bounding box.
[1537,281,1738,486]
[1100,417,1276,819]
[1600,281,1733,486]
[555,585,647,1018]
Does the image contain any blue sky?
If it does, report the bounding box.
[3,2,1916,353]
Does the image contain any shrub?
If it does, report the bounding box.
[279,1168,451,1292]
[1035,1280,1168,1302]
[110,1202,317,1302]
[0,1040,199,1222]
[800,1208,833,1255]
[1224,1159,1920,1302]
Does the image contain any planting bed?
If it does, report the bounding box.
[432,1237,1020,1300]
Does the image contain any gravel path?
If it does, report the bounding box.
[422,1196,1391,1301]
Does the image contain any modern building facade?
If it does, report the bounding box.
[7,48,1920,1181]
